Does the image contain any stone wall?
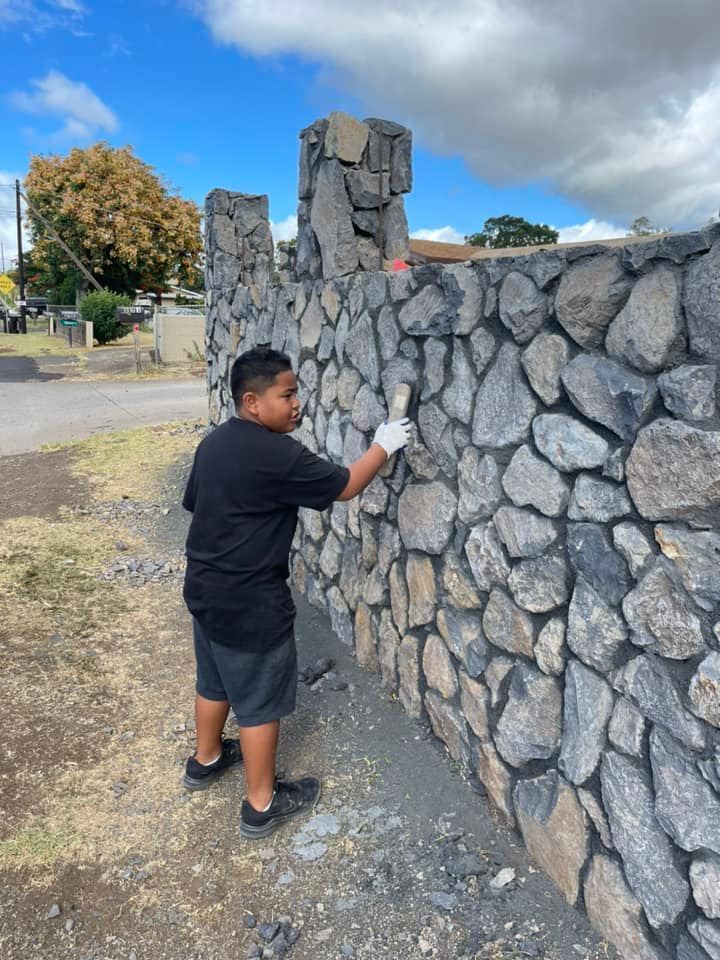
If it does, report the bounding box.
[205,117,720,960]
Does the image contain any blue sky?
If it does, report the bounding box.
[2,0,719,262]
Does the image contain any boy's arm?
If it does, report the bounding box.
[335,418,412,502]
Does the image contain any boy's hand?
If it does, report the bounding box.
[372,418,412,458]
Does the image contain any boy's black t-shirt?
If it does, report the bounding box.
[182,417,350,651]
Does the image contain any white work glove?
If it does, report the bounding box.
[373,418,412,458]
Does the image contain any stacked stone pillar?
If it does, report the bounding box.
[296,111,412,280]
[204,189,274,423]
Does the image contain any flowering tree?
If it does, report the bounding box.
[25,142,202,300]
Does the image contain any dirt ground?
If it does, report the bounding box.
[0,425,617,960]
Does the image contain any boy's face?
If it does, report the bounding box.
[240,369,301,433]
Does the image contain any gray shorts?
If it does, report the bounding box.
[193,619,297,726]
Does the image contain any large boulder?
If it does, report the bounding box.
[397,482,457,554]
[605,267,685,372]
[555,253,632,348]
[472,342,537,448]
[561,354,657,440]
[310,159,359,278]
[684,240,720,360]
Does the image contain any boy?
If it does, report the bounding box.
[181,346,411,839]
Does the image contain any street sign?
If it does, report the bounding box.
[60,310,79,327]
[0,274,14,295]
[117,305,153,324]
[60,318,79,327]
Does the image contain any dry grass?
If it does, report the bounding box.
[43,421,201,500]
[0,331,87,358]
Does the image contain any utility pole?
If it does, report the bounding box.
[16,179,27,334]
[1,242,5,272]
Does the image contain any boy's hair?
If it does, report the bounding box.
[231,347,293,406]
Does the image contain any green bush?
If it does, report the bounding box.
[80,291,132,345]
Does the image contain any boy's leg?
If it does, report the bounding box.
[195,694,231,763]
[237,720,279,811]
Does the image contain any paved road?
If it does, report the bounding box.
[0,378,207,454]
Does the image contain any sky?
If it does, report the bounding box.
[2,0,720,268]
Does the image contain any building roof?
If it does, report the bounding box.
[407,232,673,265]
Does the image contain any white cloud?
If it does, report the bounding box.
[0,0,87,31]
[10,71,118,140]
[411,225,466,245]
[271,214,298,243]
[556,219,628,244]
[194,0,720,229]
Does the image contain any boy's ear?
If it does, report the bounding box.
[242,390,259,414]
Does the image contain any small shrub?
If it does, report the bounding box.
[80,291,132,345]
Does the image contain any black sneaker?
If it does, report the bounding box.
[240,777,321,839]
[182,737,243,791]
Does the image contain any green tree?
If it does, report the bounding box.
[79,290,132,345]
[465,214,559,249]
[25,142,202,300]
[627,216,668,236]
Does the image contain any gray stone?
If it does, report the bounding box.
[603,446,626,481]
[320,282,341,323]
[318,360,338,412]
[357,235,382,271]
[422,339,447,400]
[532,413,611,473]
[362,566,387,606]
[601,750,689,928]
[613,522,654,579]
[626,420,720,522]
[485,656,514,707]
[389,562,408,636]
[343,423,366,464]
[418,403,457,477]
[472,343,537,448]
[310,159,358,279]
[689,919,720,960]
[377,522,401,576]
[651,726,720,854]
[690,653,720,728]
[398,482,456,554]
[442,340,477,423]
[344,312,380,389]
[324,111,369,163]
[465,522,511,592]
[360,474,389,516]
[495,664,562,767]
[477,741,515,824]
[396,635,425,723]
[439,556,480,614]
[578,790,614,850]
[493,506,558,558]
[567,576,629,673]
[559,661,614,785]
[336,366,361,410]
[499,271,548,343]
[658,364,717,421]
[583,855,667,960]
[442,263,484,335]
[561,355,657,440]
[390,130,413,194]
[482,588,534,658]
[608,697,646,757]
[513,772,588,904]
[691,852,720,919]
[377,608,400,692]
[351,384,386,433]
[684,241,720,361]
[319,532,343,579]
[655,524,720,604]
[398,284,451,336]
[339,541,365,610]
[377,304,400,362]
[567,522,631,606]
[334,308,350,364]
[404,426,439,480]
[568,474,632,522]
[458,671,491,740]
[380,355,419,409]
[325,409,344,462]
[423,634,458,699]
[535,618,567,677]
[406,553,436,628]
[437,608,486,676]
[611,655,706,751]
[555,254,632,348]
[344,168,390,209]
[606,267,685,372]
[622,558,706,659]
[469,326,496,375]
[508,554,570,613]
[501,445,571,517]
[355,602,379,671]
[299,293,323,350]
[328,586,353,646]
[424,691,470,766]
[679,932,714,960]
[520,332,571,405]
[458,450,503,524]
